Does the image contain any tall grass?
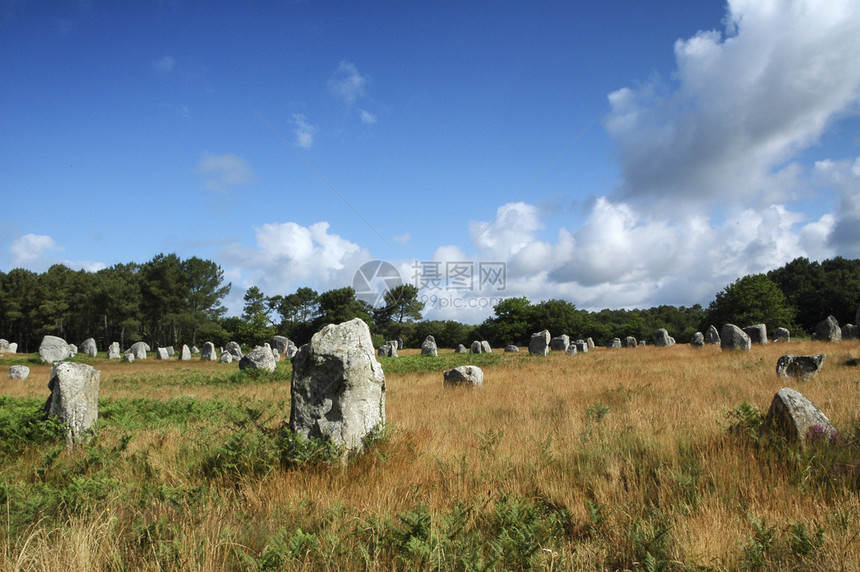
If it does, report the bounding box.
[1,340,859,570]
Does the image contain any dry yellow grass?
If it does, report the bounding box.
[1,339,859,570]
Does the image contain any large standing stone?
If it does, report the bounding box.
[239,346,277,373]
[765,387,836,446]
[156,347,170,360]
[704,325,721,345]
[179,344,192,361]
[129,341,148,360]
[529,330,550,355]
[8,365,29,380]
[79,338,98,358]
[814,315,841,343]
[470,340,484,354]
[654,329,675,347]
[776,354,826,380]
[201,342,218,361]
[39,335,72,363]
[720,324,751,351]
[224,341,244,360]
[289,318,385,456]
[421,335,438,356]
[550,335,570,352]
[690,332,705,347]
[107,342,121,359]
[775,327,791,342]
[480,340,491,354]
[44,362,100,446]
[743,324,768,345]
[443,365,483,388]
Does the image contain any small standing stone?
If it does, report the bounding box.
[765,387,836,446]
[421,335,438,356]
[8,365,29,380]
[608,338,622,349]
[775,327,791,342]
[776,354,826,380]
[225,341,244,360]
[44,362,100,446]
[504,345,519,353]
[156,347,170,360]
[690,332,704,347]
[239,346,277,373]
[720,324,751,351]
[107,342,121,359]
[654,329,675,347]
[813,315,841,343]
[39,335,72,363]
[623,336,638,348]
[743,324,768,345]
[550,335,570,352]
[179,344,192,361]
[220,352,233,364]
[470,340,484,354]
[130,341,148,360]
[201,342,218,361]
[455,344,468,354]
[529,330,550,355]
[443,365,483,388]
[704,325,721,345]
[80,338,98,358]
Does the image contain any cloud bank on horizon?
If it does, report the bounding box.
[2,0,859,322]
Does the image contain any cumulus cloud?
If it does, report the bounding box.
[10,234,59,267]
[328,61,368,105]
[290,114,317,148]
[195,152,254,192]
[606,0,860,214]
[221,221,372,297]
[815,157,860,257]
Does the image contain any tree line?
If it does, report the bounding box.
[1,255,857,353]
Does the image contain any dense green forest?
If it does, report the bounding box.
[0,255,858,352]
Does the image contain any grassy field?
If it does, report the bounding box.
[1,339,859,571]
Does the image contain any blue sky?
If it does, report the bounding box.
[2,0,859,322]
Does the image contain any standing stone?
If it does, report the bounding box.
[586,337,595,350]
[765,387,836,446]
[775,327,791,342]
[219,352,233,364]
[191,346,200,354]
[469,340,483,354]
[272,336,290,355]
[225,341,244,360]
[39,335,72,363]
[529,330,551,355]
[289,318,386,456]
[7,342,16,353]
[550,335,570,351]
[166,346,175,356]
[179,344,192,361]
[841,324,858,340]
[44,362,100,446]
[813,315,841,342]
[396,336,404,350]
[377,342,397,357]
[690,332,705,347]
[107,342,121,359]
[654,329,675,347]
[776,354,826,380]
[79,338,97,358]
[8,365,29,380]
[623,336,638,348]
[639,340,646,346]
[69,344,77,357]
[504,345,519,353]
[575,340,588,353]
[201,342,218,361]
[130,341,148,360]
[0,339,10,353]
[156,347,170,360]
[443,365,483,388]
[239,346,277,373]
[566,344,578,355]
[123,353,134,363]
[421,335,438,356]
[607,338,622,349]
[704,325,721,345]
[720,324,751,351]
[481,341,491,353]
[455,344,468,354]
[743,324,768,345]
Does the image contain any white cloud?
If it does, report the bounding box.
[359,109,378,124]
[153,55,175,73]
[814,157,860,257]
[10,234,58,267]
[195,152,254,192]
[328,61,368,105]
[290,113,317,149]
[606,0,860,215]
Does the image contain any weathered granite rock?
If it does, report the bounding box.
[421,335,438,356]
[550,335,570,352]
[470,340,484,354]
[123,352,134,363]
[608,338,622,349]
[201,342,217,361]
[566,344,578,355]
[239,346,277,373]
[529,330,550,355]
[765,387,836,446]
[841,324,858,340]
[44,362,100,446]
[79,338,98,357]
[455,344,468,354]
[289,318,385,456]
[720,324,751,351]
[8,365,29,380]
[377,342,397,357]
[220,351,233,364]
[504,344,519,353]
[107,342,121,359]
[654,329,675,347]
[775,327,791,342]
[130,341,148,360]
[690,332,705,347]
[587,337,595,350]
[623,336,638,348]
[776,354,826,380]
[704,325,721,345]
[69,344,77,357]
[0,339,11,353]
[813,315,841,343]
[166,346,175,356]
[575,340,588,353]
[179,344,192,361]
[743,324,768,345]
[156,347,170,360]
[481,341,491,354]
[272,336,290,356]
[191,346,200,354]
[224,341,243,360]
[39,335,72,363]
[443,365,483,388]
[7,342,15,353]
